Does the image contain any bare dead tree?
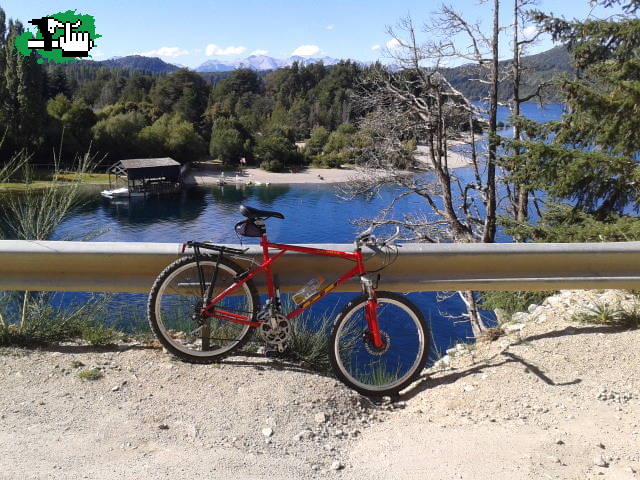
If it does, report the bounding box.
[341,7,507,336]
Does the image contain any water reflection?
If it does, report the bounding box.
[101,187,208,225]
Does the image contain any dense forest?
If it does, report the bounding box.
[0,8,368,171]
[0,4,574,172]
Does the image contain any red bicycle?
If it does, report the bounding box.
[147,205,430,396]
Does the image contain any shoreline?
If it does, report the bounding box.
[185,145,474,187]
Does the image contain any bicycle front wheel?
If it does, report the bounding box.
[330,292,430,397]
[148,254,258,363]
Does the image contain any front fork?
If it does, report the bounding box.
[361,275,384,349]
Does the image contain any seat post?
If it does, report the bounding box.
[260,230,275,297]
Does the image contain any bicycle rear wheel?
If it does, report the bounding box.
[148,254,258,363]
[330,292,430,397]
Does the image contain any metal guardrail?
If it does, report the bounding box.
[1,240,640,294]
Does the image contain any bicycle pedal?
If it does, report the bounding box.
[264,348,287,359]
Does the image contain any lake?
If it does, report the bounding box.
[47,103,565,360]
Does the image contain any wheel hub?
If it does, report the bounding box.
[364,330,390,355]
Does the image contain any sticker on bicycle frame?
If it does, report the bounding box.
[14,10,100,64]
[301,283,337,308]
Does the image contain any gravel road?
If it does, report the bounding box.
[1,290,639,479]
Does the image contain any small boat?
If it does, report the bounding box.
[100,187,145,199]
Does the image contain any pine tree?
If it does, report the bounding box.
[1,16,47,158]
[524,1,640,219]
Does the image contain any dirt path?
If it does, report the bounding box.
[1,290,639,479]
[346,292,640,480]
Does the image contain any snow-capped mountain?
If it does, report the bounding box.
[195,55,341,72]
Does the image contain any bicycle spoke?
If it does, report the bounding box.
[150,257,257,359]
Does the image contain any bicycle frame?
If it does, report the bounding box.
[199,232,385,348]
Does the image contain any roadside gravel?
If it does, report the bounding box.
[1,289,639,479]
[0,347,381,479]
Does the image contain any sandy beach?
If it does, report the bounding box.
[185,144,473,186]
[185,166,361,186]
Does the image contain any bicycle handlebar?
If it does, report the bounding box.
[355,226,400,249]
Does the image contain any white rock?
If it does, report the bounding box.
[433,355,451,369]
[594,455,609,468]
[330,461,343,471]
[511,312,529,323]
[504,324,525,333]
[261,427,273,437]
[314,412,328,424]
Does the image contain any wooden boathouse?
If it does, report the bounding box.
[107,157,183,197]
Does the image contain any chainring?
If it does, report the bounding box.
[258,312,291,351]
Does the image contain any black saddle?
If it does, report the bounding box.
[239,205,285,220]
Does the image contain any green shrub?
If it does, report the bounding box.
[209,126,246,167]
[259,159,284,172]
[311,153,343,168]
[137,113,206,163]
[255,135,306,171]
[481,290,555,317]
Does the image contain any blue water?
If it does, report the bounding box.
[52,183,479,357]
[46,103,564,359]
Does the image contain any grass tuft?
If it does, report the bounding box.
[286,313,333,373]
[0,293,119,348]
[77,368,103,381]
[573,303,640,328]
[80,326,120,346]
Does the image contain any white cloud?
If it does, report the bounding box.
[140,46,189,57]
[291,44,321,56]
[90,49,105,58]
[250,49,269,56]
[325,24,334,30]
[386,38,401,50]
[522,25,538,38]
[371,44,381,51]
[205,44,247,56]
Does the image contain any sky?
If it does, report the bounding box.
[2,1,629,68]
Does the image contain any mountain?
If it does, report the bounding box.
[195,55,341,72]
[443,45,573,102]
[194,60,236,72]
[98,55,180,73]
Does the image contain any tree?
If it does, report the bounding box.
[210,126,245,167]
[46,67,70,98]
[343,5,506,336]
[150,69,210,133]
[305,125,330,156]
[0,16,47,159]
[92,111,148,160]
[508,0,640,233]
[137,113,206,163]
[254,135,304,172]
[46,95,96,161]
